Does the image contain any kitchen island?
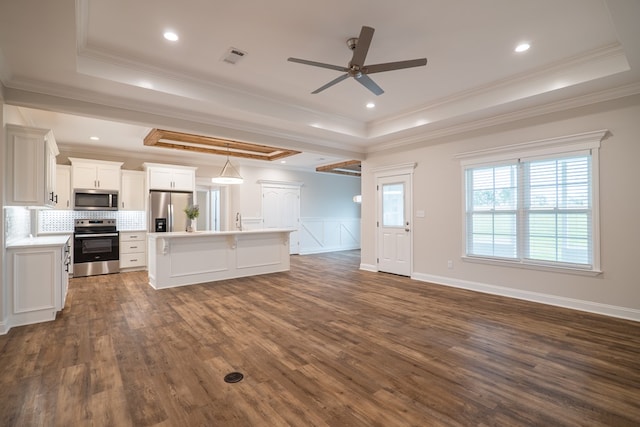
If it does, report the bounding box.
[147,229,294,289]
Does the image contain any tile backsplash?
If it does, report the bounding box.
[38,210,146,233]
[5,207,32,244]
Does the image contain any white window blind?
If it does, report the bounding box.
[522,155,592,266]
[464,149,598,271]
[458,130,605,273]
[466,163,518,259]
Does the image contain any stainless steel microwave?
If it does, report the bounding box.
[73,189,119,211]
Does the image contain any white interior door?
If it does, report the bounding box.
[377,174,411,276]
[262,185,300,254]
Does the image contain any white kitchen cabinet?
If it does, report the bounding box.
[55,164,72,210]
[6,236,71,328]
[143,163,196,192]
[5,124,59,208]
[120,231,147,270]
[69,157,123,191]
[121,170,146,210]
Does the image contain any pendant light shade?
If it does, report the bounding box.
[212,145,243,184]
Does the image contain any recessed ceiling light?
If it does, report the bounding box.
[280,160,287,164]
[163,31,179,42]
[90,136,100,141]
[366,102,375,109]
[515,43,530,53]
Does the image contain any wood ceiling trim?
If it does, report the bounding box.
[316,160,361,177]
[144,128,300,161]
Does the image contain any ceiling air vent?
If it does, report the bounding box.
[222,47,247,65]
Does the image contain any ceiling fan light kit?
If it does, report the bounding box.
[288,25,427,96]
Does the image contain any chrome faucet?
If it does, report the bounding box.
[235,212,242,231]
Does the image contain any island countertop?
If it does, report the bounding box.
[147,228,295,238]
[147,228,294,289]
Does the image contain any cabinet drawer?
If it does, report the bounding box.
[120,232,145,241]
[121,241,146,254]
[120,252,146,268]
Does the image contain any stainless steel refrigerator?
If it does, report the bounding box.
[149,190,193,232]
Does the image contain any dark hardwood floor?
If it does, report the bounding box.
[1,250,639,426]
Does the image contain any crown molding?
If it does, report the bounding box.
[3,83,366,159]
[367,81,640,154]
[367,43,630,140]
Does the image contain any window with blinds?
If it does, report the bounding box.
[523,155,592,266]
[460,129,605,273]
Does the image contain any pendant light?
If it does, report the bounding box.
[212,144,243,184]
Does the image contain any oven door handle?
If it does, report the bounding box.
[75,233,119,238]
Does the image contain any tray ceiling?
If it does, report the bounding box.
[0,0,639,170]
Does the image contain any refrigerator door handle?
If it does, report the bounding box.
[169,203,174,232]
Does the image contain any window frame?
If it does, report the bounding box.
[456,130,607,276]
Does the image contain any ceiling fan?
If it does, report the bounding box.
[288,25,427,96]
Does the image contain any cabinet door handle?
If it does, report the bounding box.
[130,246,138,249]
[131,259,138,262]
[54,194,58,203]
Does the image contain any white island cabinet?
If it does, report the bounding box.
[147,229,293,289]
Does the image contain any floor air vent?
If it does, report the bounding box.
[224,372,244,383]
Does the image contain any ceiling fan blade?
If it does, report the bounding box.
[364,58,428,74]
[288,57,348,72]
[350,26,375,67]
[311,73,350,94]
[354,73,384,96]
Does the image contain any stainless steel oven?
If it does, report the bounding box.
[73,219,119,277]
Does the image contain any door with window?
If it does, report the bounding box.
[377,174,412,276]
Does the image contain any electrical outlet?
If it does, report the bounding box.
[447,260,453,269]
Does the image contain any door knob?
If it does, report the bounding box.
[405,227,410,232]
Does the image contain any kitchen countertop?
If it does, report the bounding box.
[6,234,72,249]
[148,229,295,238]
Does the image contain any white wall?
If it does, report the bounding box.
[361,94,640,320]
[214,164,362,253]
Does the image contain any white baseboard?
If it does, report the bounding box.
[300,245,360,256]
[0,319,9,335]
[412,272,640,322]
[359,263,378,272]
